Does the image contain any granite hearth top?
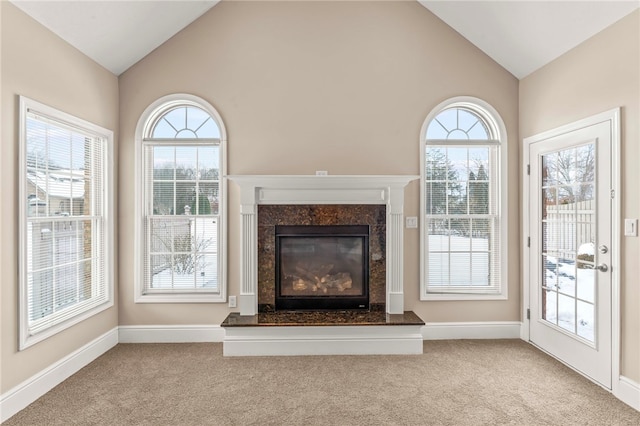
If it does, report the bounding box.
[221,310,424,327]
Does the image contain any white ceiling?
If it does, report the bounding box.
[419,0,640,78]
[9,0,220,76]
[9,0,640,78]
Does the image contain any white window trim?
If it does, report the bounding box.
[18,96,114,350]
[419,96,508,301]
[134,93,227,303]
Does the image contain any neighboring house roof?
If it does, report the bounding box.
[27,170,85,199]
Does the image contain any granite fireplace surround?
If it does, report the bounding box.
[257,204,386,312]
[221,175,425,356]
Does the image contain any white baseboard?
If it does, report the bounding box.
[117,322,522,344]
[422,321,522,340]
[0,327,118,423]
[616,375,640,411]
[118,325,225,343]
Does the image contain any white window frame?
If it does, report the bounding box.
[420,96,508,300]
[134,94,227,303]
[18,96,114,350]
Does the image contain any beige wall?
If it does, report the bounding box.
[118,1,520,326]
[520,11,640,382]
[0,3,119,393]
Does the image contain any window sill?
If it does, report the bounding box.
[135,293,226,304]
[421,293,508,301]
[21,300,114,350]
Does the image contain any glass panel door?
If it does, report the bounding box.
[527,111,615,390]
[540,144,596,343]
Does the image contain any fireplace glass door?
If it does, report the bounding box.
[275,225,369,310]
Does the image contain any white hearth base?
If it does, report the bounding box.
[223,325,424,356]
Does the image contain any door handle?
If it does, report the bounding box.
[585,263,608,272]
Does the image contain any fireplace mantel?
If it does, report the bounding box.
[228,175,417,210]
[227,175,419,315]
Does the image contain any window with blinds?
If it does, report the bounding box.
[137,98,225,302]
[19,96,113,349]
[421,100,507,299]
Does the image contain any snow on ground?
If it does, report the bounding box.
[152,261,218,292]
[543,255,595,342]
[427,234,490,286]
[428,234,596,342]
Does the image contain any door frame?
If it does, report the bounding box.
[522,108,620,390]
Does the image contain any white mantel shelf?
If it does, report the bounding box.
[227,175,418,210]
[226,174,418,186]
[226,174,419,317]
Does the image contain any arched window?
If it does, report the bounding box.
[135,94,226,302]
[420,97,508,300]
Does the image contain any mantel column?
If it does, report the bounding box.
[238,201,258,316]
[386,185,406,314]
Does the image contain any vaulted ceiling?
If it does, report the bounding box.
[9,1,640,78]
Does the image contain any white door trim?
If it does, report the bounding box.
[522,108,620,391]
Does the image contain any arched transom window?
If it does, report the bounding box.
[420,98,507,300]
[426,107,491,140]
[149,105,221,139]
[137,95,226,302]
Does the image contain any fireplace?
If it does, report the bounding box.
[223,175,423,357]
[227,175,418,315]
[275,225,369,310]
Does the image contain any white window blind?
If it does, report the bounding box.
[422,103,506,298]
[143,144,220,294]
[20,97,113,349]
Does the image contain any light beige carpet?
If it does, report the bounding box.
[5,340,639,425]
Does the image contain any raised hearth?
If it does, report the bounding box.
[222,310,424,327]
[221,310,425,356]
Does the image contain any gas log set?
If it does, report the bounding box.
[275,224,370,310]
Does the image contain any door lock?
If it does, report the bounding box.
[598,245,608,254]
